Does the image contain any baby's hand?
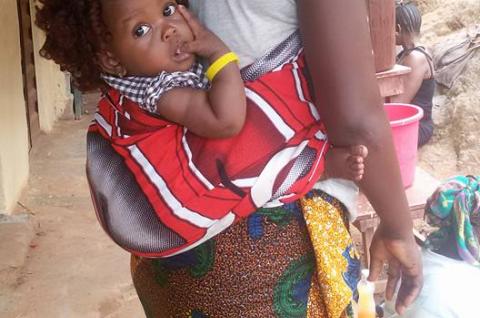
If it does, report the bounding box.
[178,5,230,63]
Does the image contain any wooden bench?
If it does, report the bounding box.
[353,167,440,267]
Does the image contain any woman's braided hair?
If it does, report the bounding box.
[36,0,110,91]
[395,1,422,35]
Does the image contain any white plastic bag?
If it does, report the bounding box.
[383,249,480,318]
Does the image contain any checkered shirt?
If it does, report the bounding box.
[102,63,210,114]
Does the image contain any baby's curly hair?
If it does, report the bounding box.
[36,0,190,92]
[36,0,109,91]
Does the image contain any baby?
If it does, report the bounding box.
[37,0,367,256]
[97,1,367,180]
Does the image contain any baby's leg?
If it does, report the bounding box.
[322,145,368,182]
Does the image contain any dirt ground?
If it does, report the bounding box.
[0,94,143,318]
[416,0,480,179]
[1,1,479,317]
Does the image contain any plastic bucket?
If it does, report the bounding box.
[385,103,424,188]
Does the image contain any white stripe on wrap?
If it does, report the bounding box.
[181,128,215,190]
[315,130,327,141]
[264,193,296,208]
[308,137,329,183]
[127,145,216,228]
[250,140,309,207]
[94,113,113,137]
[115,111,121,137]
[166,212,236,257]
[245,88,295,140]
[292,64,320,121]
[231,177,258,188]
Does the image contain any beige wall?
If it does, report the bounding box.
[30,0,71,132]
[0,0,31,212]
[0,0,71,213]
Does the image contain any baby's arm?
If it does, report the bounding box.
[157,6,246,138]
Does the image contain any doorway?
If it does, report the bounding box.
[17,0,40,150]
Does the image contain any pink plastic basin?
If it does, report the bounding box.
[385,103,424,188]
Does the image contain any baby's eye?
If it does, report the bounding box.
[163,3,177,17]
[133,24,151,38]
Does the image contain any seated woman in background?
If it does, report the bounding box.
[391,1,435,147]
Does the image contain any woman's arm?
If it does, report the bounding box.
[390,52,430,103]
[298,0,422,314]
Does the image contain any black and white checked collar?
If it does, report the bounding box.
[102,62,209,114]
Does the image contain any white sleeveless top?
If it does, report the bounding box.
[190,0,360,218]
[189,0,298,68]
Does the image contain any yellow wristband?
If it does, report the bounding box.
[206,52,239,82]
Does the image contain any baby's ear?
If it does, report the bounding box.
[97,50,127,77]
[395,24,402,35]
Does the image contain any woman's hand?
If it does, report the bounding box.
[177,5,229,63]
[368,223,423,315]
[297,0,424,312]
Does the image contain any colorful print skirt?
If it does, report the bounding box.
[131,190,360,318]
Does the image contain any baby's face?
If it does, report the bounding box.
[101,0,195,76]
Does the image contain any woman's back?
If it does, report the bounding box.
[396,46,435,146]
[190,0,297,67]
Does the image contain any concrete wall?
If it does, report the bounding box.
[0,0,31,212]
[0,0,71,213]
[30,0,72,132]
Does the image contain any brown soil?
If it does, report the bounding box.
[416,0,480,179]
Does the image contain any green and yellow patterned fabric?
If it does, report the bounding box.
[131,190,360,318]
[425,175,480,265]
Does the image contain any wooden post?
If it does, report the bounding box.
[366,0,396,73]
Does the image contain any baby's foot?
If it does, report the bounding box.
[322,145,368,182]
